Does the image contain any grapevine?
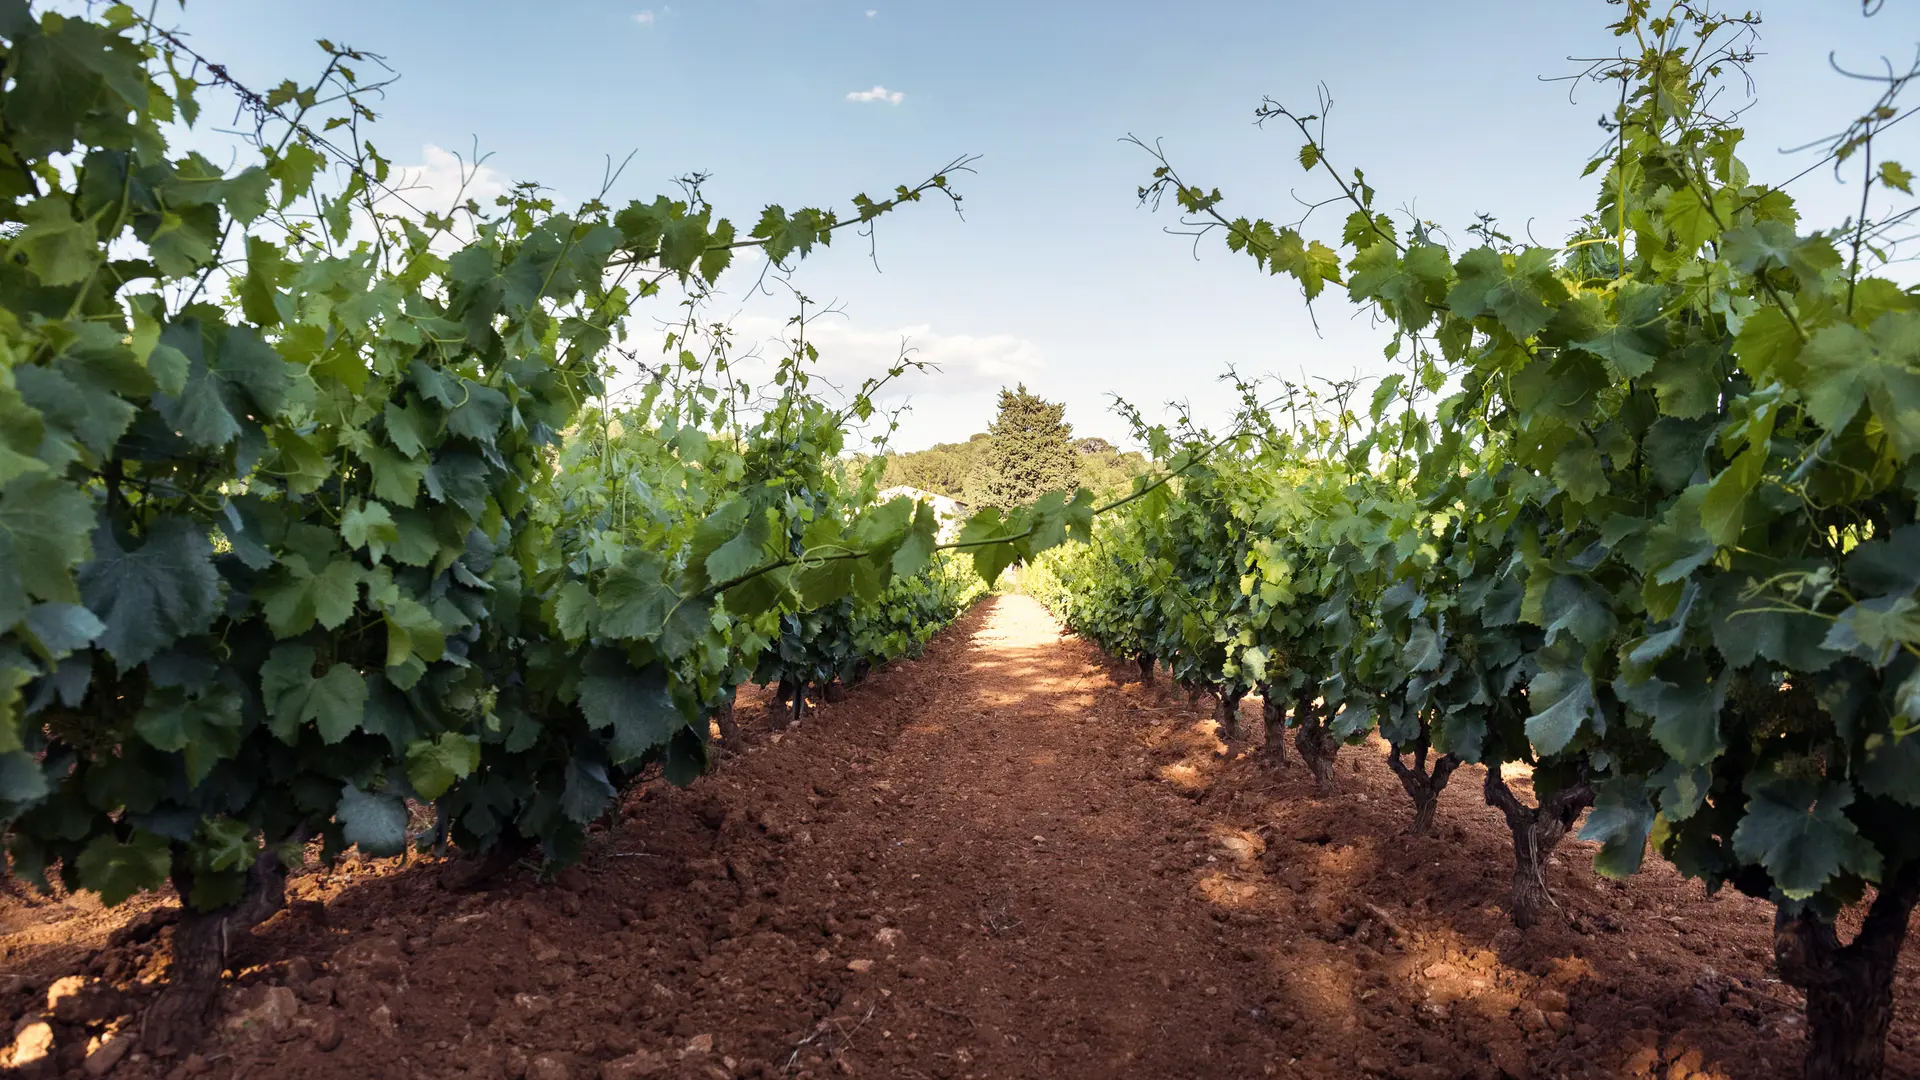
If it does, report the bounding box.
[1033,5,1920,1076]
[0,2,1003,1049]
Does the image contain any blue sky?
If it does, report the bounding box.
[155,0,1920,450]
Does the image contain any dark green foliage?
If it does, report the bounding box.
[0,4,996,921]
[965,385,1080,511]
[1073,439,1154,503]
[1040,6,1920,1073]
[876,433,1147,505]
[877,438,989,497]
[1107,1,1920,933]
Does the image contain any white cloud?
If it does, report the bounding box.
[381,146,515,253]
[633,10,655,25]
[786,318,1043,394]
[865,8,877,15]
[606,312,1046,444]
[641,313,1043,393]
[845,85,904,105]
[393,144,512,215]
[228,144,513,269]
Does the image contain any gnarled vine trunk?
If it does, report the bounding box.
[770,677,807,725]
[1292,690,1338,788]
[143,846,294,1054]
[1258,685,1287,764]
[1483,770,1593,929]
[1385,735,1458,835]
[1136,654,1156,685]
[1213,687,1246,742]
[1774,861,1920,1080]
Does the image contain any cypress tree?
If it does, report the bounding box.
[965,384,1079,510]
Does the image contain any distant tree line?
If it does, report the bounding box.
[856,386,1151,508]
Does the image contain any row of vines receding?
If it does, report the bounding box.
[1027,5,1920,1079]
[0,0,1086,1053]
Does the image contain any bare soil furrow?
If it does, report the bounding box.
[2,594,1915,1080]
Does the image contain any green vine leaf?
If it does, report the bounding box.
[337,784,408,858]
[78,518,221,670]
[74,831,172,907]
[1731,775,1881,900]
[405,733,481,800]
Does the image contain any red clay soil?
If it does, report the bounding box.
[3,594,1918,1080]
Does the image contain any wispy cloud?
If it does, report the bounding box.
[865,8,877,15]
[722,315,1044,394]
[331,144,516,256]
[632,10,655,25]
[603,310,1053,448]
[610,314,1043,401]
[846,85,904,104]
[398,145,513,210]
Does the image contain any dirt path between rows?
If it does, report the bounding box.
[4,594,1918,1079]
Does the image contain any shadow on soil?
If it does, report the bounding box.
[1084,642,1910,1080]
